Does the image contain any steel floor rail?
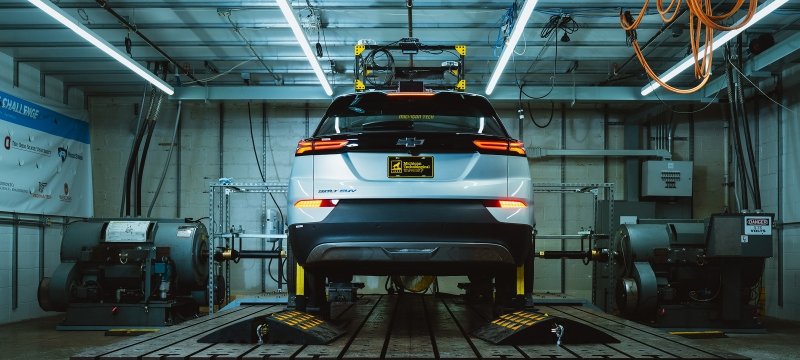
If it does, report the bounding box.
[71,295,747,360]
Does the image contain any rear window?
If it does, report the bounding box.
[315,92,508,137]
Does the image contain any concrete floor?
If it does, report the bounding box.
[0,314,798,359]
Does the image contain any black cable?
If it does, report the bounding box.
[518,18,560,100]
[526,101,555,128]
[134,65,165,216]
[734,62,762,209]
[622,10,637,46]
[248,102,266,183]
[136,118,157,216]
[540,14,579,39]
[267,241,280,284]
[122,89,151,216]
[364,48,395,86]
[248,101,286,224]
[725,45,752,210]
[320,19,334,85]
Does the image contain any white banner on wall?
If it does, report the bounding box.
[0,90,93,217]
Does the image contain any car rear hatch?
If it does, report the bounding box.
[292,91,526,201]
[306,131,520,199]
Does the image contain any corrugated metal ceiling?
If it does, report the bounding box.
[0,0,798,99]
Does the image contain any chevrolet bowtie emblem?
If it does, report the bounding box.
[396,137,425,148]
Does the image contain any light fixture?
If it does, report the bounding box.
[485,0,540,96]
[27,0,174,95]
[641,0,788,96]
[276,0,334,96]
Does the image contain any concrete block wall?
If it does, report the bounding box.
[0,221,64,325]
[759,64,800,321]
[0,51,86,325]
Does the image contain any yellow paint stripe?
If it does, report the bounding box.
[516,265,525,295]
[669,331,725,336]
[296,264,305,296]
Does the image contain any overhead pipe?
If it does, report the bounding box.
[94,0,200,84]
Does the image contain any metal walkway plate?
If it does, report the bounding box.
[71,295,747,360]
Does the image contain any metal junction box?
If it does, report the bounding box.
[642,161,693,197]
[707,214,774,257]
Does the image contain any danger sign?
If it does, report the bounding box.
[744,216,772,235]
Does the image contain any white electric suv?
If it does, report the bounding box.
[287,90,534,310]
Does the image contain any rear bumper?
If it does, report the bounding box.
[288,200,533,275]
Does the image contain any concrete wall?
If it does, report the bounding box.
[88,97,725,302]
[759,64,800,321]
[0,218,64,325]
[0,51,86,325]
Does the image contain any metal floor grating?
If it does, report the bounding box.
[71,295,747,360]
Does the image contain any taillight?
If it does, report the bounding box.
[483,199,527,208]
[473,140,526,156]
[296,140,314,155]
[473,140,508,151]
[508,141,526,155]
[294,199,338,208]
[295,139,349,155]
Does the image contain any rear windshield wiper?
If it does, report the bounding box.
[361,120,414,130]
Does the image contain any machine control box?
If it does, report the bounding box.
[706,214,774,257]
[641,160,693,197]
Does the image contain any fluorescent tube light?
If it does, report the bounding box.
[485,0,539,96]
[276,0,333,96]
[28,0,174,95]
[641,0,788,96]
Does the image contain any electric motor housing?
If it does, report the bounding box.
[38,218,209,312]
[612,214,771,321]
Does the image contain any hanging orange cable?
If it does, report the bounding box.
[621,0,757,94]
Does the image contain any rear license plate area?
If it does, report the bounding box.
[387,156,434,178]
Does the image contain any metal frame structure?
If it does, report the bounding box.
[207,181,288,313]
[354,43,466,92]
[532,182,614,299]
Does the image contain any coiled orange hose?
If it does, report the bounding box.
[621,0,757,94]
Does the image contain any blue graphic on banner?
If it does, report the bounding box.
[0,91,89,144]
[0,90,93,217]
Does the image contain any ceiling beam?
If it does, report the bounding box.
[0,22,678,31]
[170,85,708,102]
[0,40,686,49]
[0,2,659,10]
[702,31,800,97]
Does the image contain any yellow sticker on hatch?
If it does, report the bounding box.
[398,114,435,120]
[387,156,434,178]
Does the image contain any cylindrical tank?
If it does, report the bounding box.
[41,218,208,311]
[616,224,671,267]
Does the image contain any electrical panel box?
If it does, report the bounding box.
[642,160,693,197]
[706,214,774,258]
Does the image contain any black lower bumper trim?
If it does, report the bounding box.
[289,200,533,275]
